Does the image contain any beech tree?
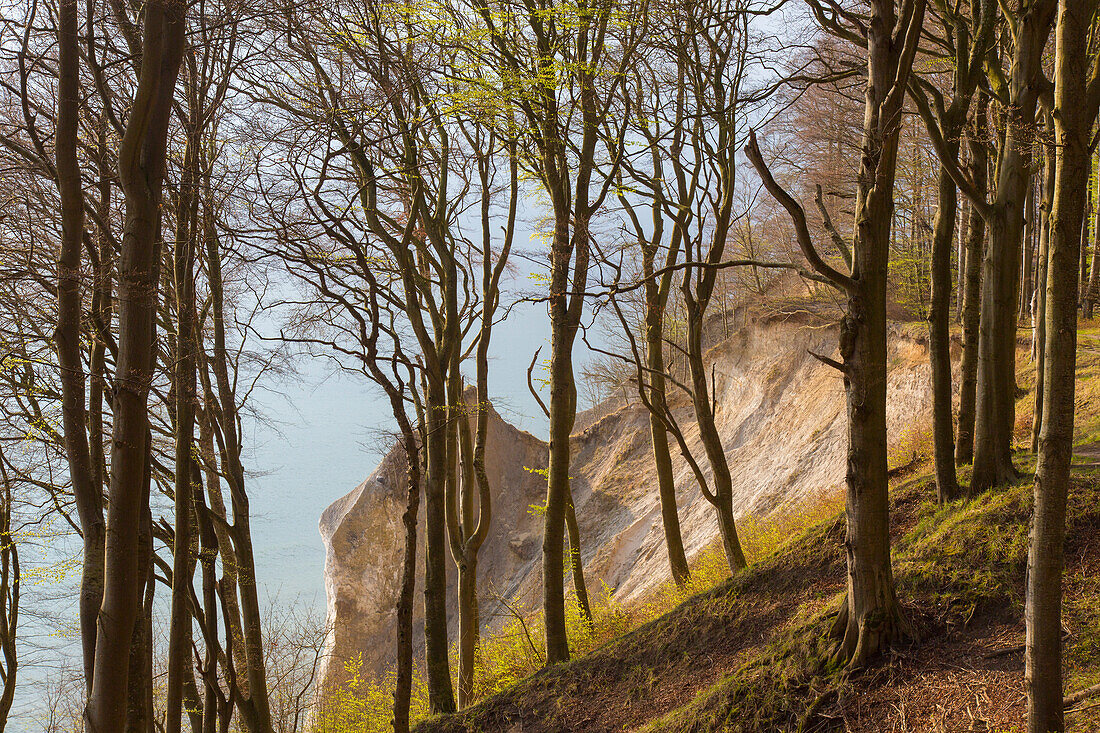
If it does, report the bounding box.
[746,0,926,665]
[1026,0,1100,727]
[957,0,1056,491]
[54,0,188,727]
[906,0,996,502]
[461,0,646,664]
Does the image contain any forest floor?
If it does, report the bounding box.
[414,330,1100,733]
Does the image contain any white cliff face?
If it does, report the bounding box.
[318,314,941,692]
[317,402,549,692]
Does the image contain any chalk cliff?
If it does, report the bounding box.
[318,309,941,692]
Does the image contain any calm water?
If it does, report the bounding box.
[244,290,552,614]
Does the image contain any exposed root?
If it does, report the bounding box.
[828,595,913,670]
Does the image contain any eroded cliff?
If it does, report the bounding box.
[318,310,941,692]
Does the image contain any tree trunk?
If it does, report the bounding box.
[87,4,185,727]
[958,193,970,324]
[1032,136,1055,455]
[829,0,924,667]
[930,142,962,502]
[393,436,420,733]
[957,102,988,467]
[543,200,583,665]
[456,551,479,708]
[645,292,690,587]
[970,3,1055,492]
[1085,146,1100,318]
[1080,161,1093,307]
[424,375,456,712]
[685,301,747,571]
[565,492,593,626]
[1026,0,1088,725]
[202,197,273,731]
[55,0,106,694]
[167,122,200,733]
[1021,183,1037,322]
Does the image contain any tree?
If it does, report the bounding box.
[0,452,18,729]
[746,0,926,665]
[73,1,186,728]
[1026,0,1099,727]
[464,0,645,663]
[956,96,990,465]
[446,129,517,708]
[961,0,1056,491]
[906,0,997,502]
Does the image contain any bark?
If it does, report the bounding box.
[644,256,690,587]
[565,492,593,625]
[1080,165,1094,306]
[748,0,925,667]
[449,385,479,709]
[87,3,185,728]
[1086,146,1100,318]
[1026,0,1091,725]
[423,374,455,712]
[967,0,1058,491]
[55,0,106,693]
[1033,133,1056,455]
[126,449,155,733]
[971,2,1056,492]
[0,462,18,730]
[958,194,969,324]
[1021,184,1037,322]
[685,295,747,571]
[393,435,419,733]
[957,103,988,466]
[543,198,585,665]
[930,144,961,502]
[166,119,200,733]
[194,472,221,733]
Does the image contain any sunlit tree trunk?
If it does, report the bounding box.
[1026,0,1094,726]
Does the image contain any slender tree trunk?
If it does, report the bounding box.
[565,492,593,626]
[56,0,106,694]
[167,123,200,733]
[456,550,479,707]
[1021,183,1037,321]
[88,4,185,727]
[685,301,747,571]
[1080,159,1094,306]
[645,294,690,587]
[958,193,970,324]
[393,437,419,733]
[958,102,988,467]
[1026,0,1088,725]
[127,452,155,733]
[544,200,583,665]
[203,203,273,731]
[424,375,456,712]
[1086,146,1100,318]
[452,387,479,709]
[930,141,962,501]
[1033,137,1055,455]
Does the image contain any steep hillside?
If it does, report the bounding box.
[318,305,942,693]
[407,328,1100,732]
[413,468,1100,732]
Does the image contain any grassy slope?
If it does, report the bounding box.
[414,332,1100,733]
